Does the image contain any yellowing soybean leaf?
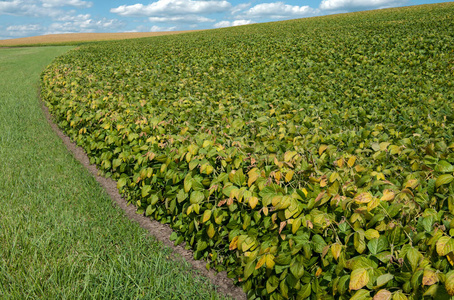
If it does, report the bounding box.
[285,170,294,182]
[331,243,342,261]
[205,164,214,175]
[422,269,438,286]
[188,144,199,155]
[279,221,287,234]
[445,271,454,296]
[315,191,326,202]
[292,218,302,234]
[319,144,328,156]
[389,145,401,155]
[284,151,297,162]
[255,255,266,270]
[336,157,344,168]
[447,252,454,266]
[284,206,298,219]
[373,289,392,300]
[436,236,454,256]
[265,254,275,269]
[379,142,391,151]
[349,268,370,291]
[207,223,215,238]
[371,143,381,152]
[348,156,357,167]
[184,175,192,193]
[380,189,395,201]
[202,209,212,223]
[274,171,282,182]
[229,236,239,251]
[247,168,260,187]
[329,172,340,183]
[272,195,283,206]
[202,140,212,148]
[354,231,366,254]
[367,197,380,211]
[248,196,259,209]
[405,179,419,189]
[262,207,269,216]
[193,203,200,214]
[186,205,193,215]
[242,237,255,252]
[365,229,380,240]
[354,192,373,204]
[355,165,366,172]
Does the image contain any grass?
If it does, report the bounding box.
[0,47,227,299]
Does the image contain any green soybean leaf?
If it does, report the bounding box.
[436,174,454,188]
[266,275,279,294]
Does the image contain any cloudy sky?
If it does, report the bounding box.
[0,0,449,39]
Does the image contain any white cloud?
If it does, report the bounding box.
[56,13,89,21]
[111,0,232,17]
[47,14,123,34]
[230,3,250,15]
[41,0,92,8]
[149,15,214,23]
[150,25,177,31]
[319,0,407,11]
[6,24,41,31]
[242,2,315,19]
[0,0,62,17]
[5,23,43,36]
[0,0,92,17]
[0,0,21,13]
[214,19,252,28]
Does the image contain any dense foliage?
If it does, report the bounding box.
[41,3,454,299]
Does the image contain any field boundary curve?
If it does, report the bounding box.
[40,99,246,300]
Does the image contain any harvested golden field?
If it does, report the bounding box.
[0,31,199,47]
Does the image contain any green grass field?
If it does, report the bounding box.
[0,47,227,299]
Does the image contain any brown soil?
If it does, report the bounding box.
[0,31,199,46]
[41,101,246,300]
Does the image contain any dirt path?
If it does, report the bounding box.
[41,101,247,300]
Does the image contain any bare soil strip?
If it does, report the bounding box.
[41,101,246,300]
[0,31,199,46]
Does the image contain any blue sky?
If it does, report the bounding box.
[0,0,450,39]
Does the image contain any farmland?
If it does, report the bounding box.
[41,3,454,299]
[0,48,229,299]
[0,31,198,47]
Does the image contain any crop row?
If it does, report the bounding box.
[41,3,454,299]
